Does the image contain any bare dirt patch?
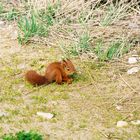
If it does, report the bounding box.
[0,21,140,140]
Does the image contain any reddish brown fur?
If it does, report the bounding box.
[25,59,76,86]
[25,70,48,86]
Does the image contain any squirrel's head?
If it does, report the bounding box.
[61,59,76,75]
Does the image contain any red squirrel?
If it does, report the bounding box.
[25,59,76,86]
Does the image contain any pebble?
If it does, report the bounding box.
[117,121,128,127]
[128,57,138,64]
[0,112,8,117]
[127,67,140,74]
[116,105,123,111]
[128,23,139,29]
[0,21,5,28]
[131,120,140,125]
[17,63,26,69]
[37,112,54,119]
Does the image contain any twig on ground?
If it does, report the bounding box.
[119,73,139,94]
[123,105,140,121]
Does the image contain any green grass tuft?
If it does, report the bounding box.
[69,33,91,56]
[18,3,58,45]
[18,14,38,44]
[100,3,130,26]
[1,130,43,140]
[0,2,3,14]
[5,8,19,21]
[94,39,133,61]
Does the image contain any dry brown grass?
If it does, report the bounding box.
[7,0,139,47]
[0,0,140,139]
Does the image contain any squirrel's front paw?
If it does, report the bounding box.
[67,78,73,84]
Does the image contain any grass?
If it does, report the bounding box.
[0,43,140,139]
[106,39,132,59]
[94,39,107,61]
[0,2,3,14]
[60,36,133,61]
[18,14,39,44]
[69,33,91,56]
[0,7,19,21]
[100,0,140,26]
[0,0,140,139]
[93,38,133,61]
[1,130,43,140]
[5,9,19,21]
[17,3,58,44]
[17,11,53,44]
[100,3,129,26]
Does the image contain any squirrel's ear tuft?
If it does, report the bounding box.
[60,56,66,61]
[60,56,71,63]
[64,57,70,61]
[61,61,67,68]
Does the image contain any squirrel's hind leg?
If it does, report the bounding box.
[55,70,63,84]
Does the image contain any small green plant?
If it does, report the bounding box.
[5,9,18,21]
[78,12,87,23]
[100,3,129,26]
[0,2,3,14]
[2,130,43,140]
[94,39,133,61]
[18,3,58,45]
[2,133,15,140]
[38,5,56,26]
[18,14,39,44]
[69,33,91,56]
[107,41,122,59]
[69,45,79,56]
[18,14,48,44]
[94,39,107,61]
[100,4,116,26]
[61,37,132,61]
[79,33,90,51]
[107,40,132,59]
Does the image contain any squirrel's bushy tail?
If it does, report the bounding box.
[25,70,48,86]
